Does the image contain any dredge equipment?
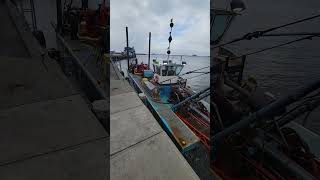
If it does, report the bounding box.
[210,2,320,179]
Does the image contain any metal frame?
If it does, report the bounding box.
[56,33,107,101]
[210,9,237,45]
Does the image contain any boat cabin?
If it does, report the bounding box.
[153,60,186,85]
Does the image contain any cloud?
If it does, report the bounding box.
[110,0,210,56]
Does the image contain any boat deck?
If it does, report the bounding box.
[128,70,219,180]
[180,113,210,138]
[129,73,200,152]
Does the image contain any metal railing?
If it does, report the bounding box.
[56,33,107,101]
[12,0,37,30]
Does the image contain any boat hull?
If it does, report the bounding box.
[127,73,200,153]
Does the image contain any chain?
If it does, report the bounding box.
[167,19,174,59]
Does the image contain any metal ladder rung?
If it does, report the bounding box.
[23,9,32,12]
[19,0,37,30]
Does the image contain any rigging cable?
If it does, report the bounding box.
[212,13,320,49]
[186,72,210,80]
[159,65,210,83]
[262,32,320,37]
[230,35,320,60]
[181,66,210,75]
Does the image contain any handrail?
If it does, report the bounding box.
[56,33,107,100]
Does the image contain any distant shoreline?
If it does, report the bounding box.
[138,54,209,57]
[117,52,209,57]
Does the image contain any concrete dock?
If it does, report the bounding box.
[110,60,200,179]
[0,1,108,179]
[1,0,201,179]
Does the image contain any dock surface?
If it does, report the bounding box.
[110,60,200,179]
[0,1,108,179]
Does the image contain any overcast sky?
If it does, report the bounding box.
[110,0,210,56]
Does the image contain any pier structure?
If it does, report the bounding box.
[0,1,108,179]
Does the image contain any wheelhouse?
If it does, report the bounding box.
[153,63,184,76]
[153,60,186,85]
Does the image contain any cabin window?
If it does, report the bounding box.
[167,66,176,76]
[175,66,183,75]
[159,65,184,76]
[161,66,168,76]
[161,66,177,76]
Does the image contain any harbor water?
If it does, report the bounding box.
[214,0,320,135]
[215,0,320,96]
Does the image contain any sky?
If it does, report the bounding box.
[110,0,210,56]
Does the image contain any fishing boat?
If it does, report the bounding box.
[210,1,320,179]
[126,19,211,153]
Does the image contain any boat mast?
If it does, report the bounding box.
[126,26,129,70]
[148,32,151,69]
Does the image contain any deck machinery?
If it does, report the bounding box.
[210,3,320,179]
